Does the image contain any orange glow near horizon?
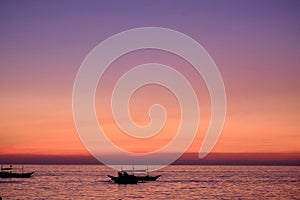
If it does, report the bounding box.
[1,51,299,156]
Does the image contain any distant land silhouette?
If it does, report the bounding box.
[0,153,299,165]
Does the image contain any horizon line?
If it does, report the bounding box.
[1,152,299,166]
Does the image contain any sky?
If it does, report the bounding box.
[0,0,300,160]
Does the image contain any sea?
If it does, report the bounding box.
[0,165,299,199]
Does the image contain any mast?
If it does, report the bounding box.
[132,165,134,175]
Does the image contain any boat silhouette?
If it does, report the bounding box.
[0,165,34,178]
[108,167,161,184]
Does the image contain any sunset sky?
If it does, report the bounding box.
[1,0,300,160]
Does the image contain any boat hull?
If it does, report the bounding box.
[0,171,34,178]
[108,174,161,184]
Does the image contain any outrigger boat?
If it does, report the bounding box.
[0,165,34,178]
[108,167,161,184]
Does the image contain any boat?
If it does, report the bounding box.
[108,167,161,184]
[0,165,35,178]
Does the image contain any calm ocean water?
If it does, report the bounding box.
[0,165,299,199]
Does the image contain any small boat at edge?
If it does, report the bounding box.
[0,165,35,178]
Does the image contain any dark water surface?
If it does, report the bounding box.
[0,165,299,199]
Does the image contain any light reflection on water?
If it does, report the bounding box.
[0,165,299,199]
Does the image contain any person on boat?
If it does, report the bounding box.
[118,171,123,177]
